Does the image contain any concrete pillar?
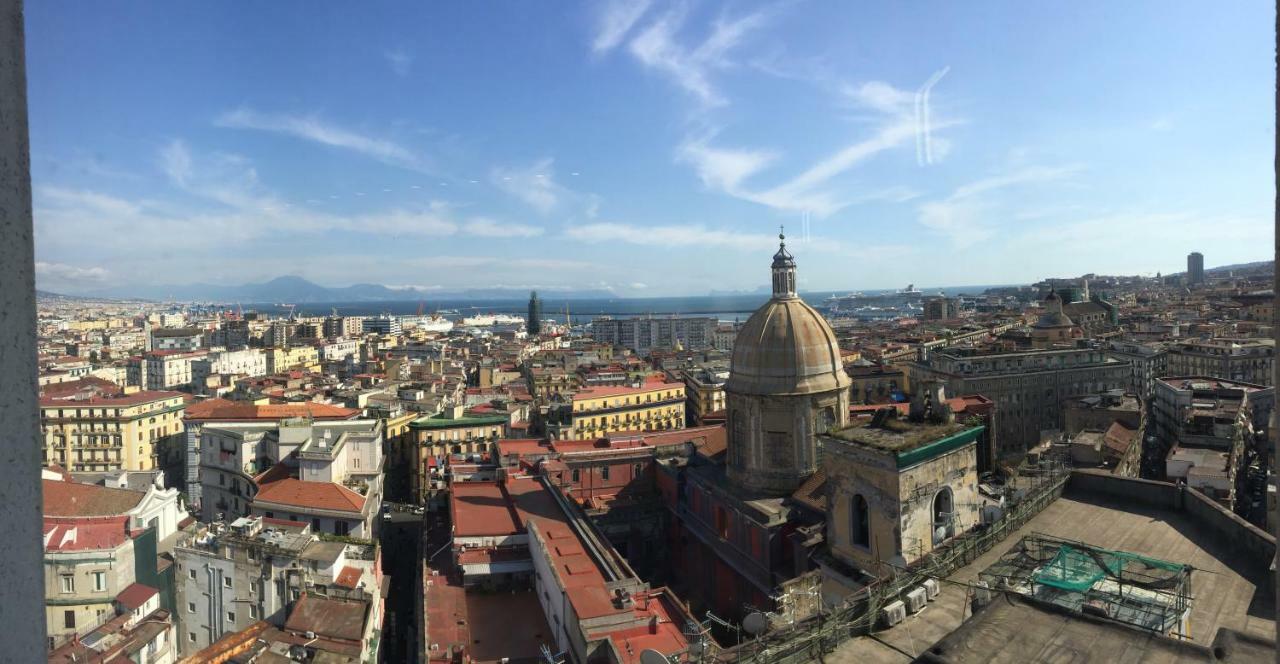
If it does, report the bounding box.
[0,0,46,657]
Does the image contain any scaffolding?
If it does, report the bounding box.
[979,533,1193,637]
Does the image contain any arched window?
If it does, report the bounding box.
[851,494,870,548]
[816,406,835,434]
[932,487,955,544]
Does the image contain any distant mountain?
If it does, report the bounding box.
[85,275,616,303]
[1205,260,1272,274]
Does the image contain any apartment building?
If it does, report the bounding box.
[150,327,204,351]
[191,348,268,386]
[265,345,321,373]
[173,516,382,656]
[546,380,686,441]
[1165,338,1274,386]
[589,316,716,353]
[199,418,384,538]
[41,391,186,472]
[184,399,360,513]
[909,347,1129,456]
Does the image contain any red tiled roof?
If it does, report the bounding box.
[38,376,121,399]
[39,390,185,408]
[334,566,362,589]
[115,582,158,610]
[254,478,366,514]
[186,398,359,422]
[44,516,130,552]
[573,382,683,400]
[43,479,143,517]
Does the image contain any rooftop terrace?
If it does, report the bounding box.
[827,478,1275,663]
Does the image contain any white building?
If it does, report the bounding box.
[199,418,384,538]
[190,348,268,387]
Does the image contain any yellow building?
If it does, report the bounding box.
[40,391,187,472]
[553,381,686,440]
[265,345,321,373]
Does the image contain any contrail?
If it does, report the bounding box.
[915,66,950,165]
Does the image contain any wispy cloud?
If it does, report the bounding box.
[214,108,425,171]
[35,143,544,266]
[624,6,772,107]
[491,158,560,213]
[490,158,600,218]
[384,48,413,76]
[592,0,653,53]
[916,165,1082,247]
[675,70,956,216]
[1150,116,1175,132]
[464,217,544,238]
[566,221,780,250]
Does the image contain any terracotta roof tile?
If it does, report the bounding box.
[43,479,143,517]
[254,478,366,513]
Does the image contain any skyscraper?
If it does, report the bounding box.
[527,291,542,335]
[1187,252,1205,285]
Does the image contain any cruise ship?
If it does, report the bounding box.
[400,314,454,333]
[824,284,931,316]
[457,313,526,327]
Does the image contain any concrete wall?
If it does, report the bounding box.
[1068,469,1275,567]
[0,0,47,656]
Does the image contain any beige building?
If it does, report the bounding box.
[41,391,187,472]
[820,405,984,595]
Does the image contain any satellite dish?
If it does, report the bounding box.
[639,649,670,664]
[742,611,768,636]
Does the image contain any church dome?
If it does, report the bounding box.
[1034,289,1074,329]
[727,298,851,395]
[726,232,850,396]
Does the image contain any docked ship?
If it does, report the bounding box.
[823,284,931,317]
[400,314,454,333]
[457,313,526,327]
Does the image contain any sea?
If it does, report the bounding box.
[249,284,1011,324]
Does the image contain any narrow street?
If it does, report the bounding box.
[380,509,423,661]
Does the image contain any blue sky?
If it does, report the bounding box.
[26,1,1275,296]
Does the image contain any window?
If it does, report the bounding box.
[336,521,349,536]
[851,494,870,548]
[249,605,258,619]
[223,577,232,589]
[187,602,195,613]
[189,568,196,580]
[60,574,74,594]
[601,465,610,481]
[64,610,76,629]
[92,571,106,592]
[312,518,321,531]
[226,611,235,623]
[189,633,197,644]
[571,468,580,482]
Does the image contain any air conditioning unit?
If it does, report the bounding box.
[881,600,906,627]
[903,587,927,614]
[922,578,940,600]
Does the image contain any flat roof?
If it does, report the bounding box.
[829,490,1276,663]
[915,594,1272,663]
[828,418,971,452]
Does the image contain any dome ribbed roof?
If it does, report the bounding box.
[726,297,851,396]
